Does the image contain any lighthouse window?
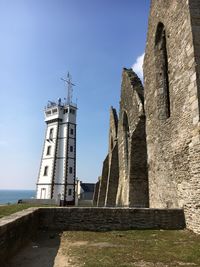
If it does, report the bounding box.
[70,129,74,135]
[49,128,53,140]
[46,146,51,155]
[63,108,68,114]
[70,146,73,152]
[43,166,48,176]
[70,109,75,114]
[52,108,57,114]
[68,189,72,196]
[69,167,73,174]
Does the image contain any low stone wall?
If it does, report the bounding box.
[19,198,58,205]
[0,207,186,265]
[0,208,39,266]
[39,207,186,231]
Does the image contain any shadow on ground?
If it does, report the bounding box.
[5,230,62,267]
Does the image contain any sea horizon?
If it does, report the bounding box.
[0,188,35,190]
[0,189,36,204]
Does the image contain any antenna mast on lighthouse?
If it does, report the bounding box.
[61,72,75,104]
[37,72,78,206]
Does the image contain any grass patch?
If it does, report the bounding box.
[60,230,200,267]
[0,204,55,218]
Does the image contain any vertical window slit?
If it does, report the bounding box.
[155,22,170,119]
[123,111,130,165]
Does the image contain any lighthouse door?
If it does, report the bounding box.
[40,188,46,199]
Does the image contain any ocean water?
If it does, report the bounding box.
[0,190,36,204]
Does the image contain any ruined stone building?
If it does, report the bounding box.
[94,0,200,235]
[94,69,149,209]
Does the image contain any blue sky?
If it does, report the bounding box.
[0,0,150,190]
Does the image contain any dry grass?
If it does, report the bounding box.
[60,230,200,267]
[0,204,55,218]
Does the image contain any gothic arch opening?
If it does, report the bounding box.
[129,117,149,207]
[155,22,170,119]
[122,111,130,166]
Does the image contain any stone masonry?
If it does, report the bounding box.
[0,207,185,265]
[144,0,200,234]
[96,155,109,206]
[116,69,149,208]
[94,0,200,234]
[104,107,119,207]
[95,69,149,209]
[93,179,100,206]
[96,107,119,207]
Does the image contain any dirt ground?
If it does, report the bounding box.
[5,231,74,267]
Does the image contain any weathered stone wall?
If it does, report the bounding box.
[39,207,185,231]
[105,107,119,207]
[0,207,186,264]
[187,0,200,236]
[144,0,200,234]
[129,115,149,207]
[0,208,39,266]
[97,155,109,206]
[93,179,100,206]
[105,143,119,206]
[116,69,149,207]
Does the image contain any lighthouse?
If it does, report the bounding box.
[36,73,77,205]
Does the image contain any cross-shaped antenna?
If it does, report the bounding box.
[61,72,75,104]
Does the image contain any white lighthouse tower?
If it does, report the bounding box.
[36,73,77,205]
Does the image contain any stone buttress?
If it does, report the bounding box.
[104,107,119,207]
[116,68,149,208]
[97,155,109,206]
